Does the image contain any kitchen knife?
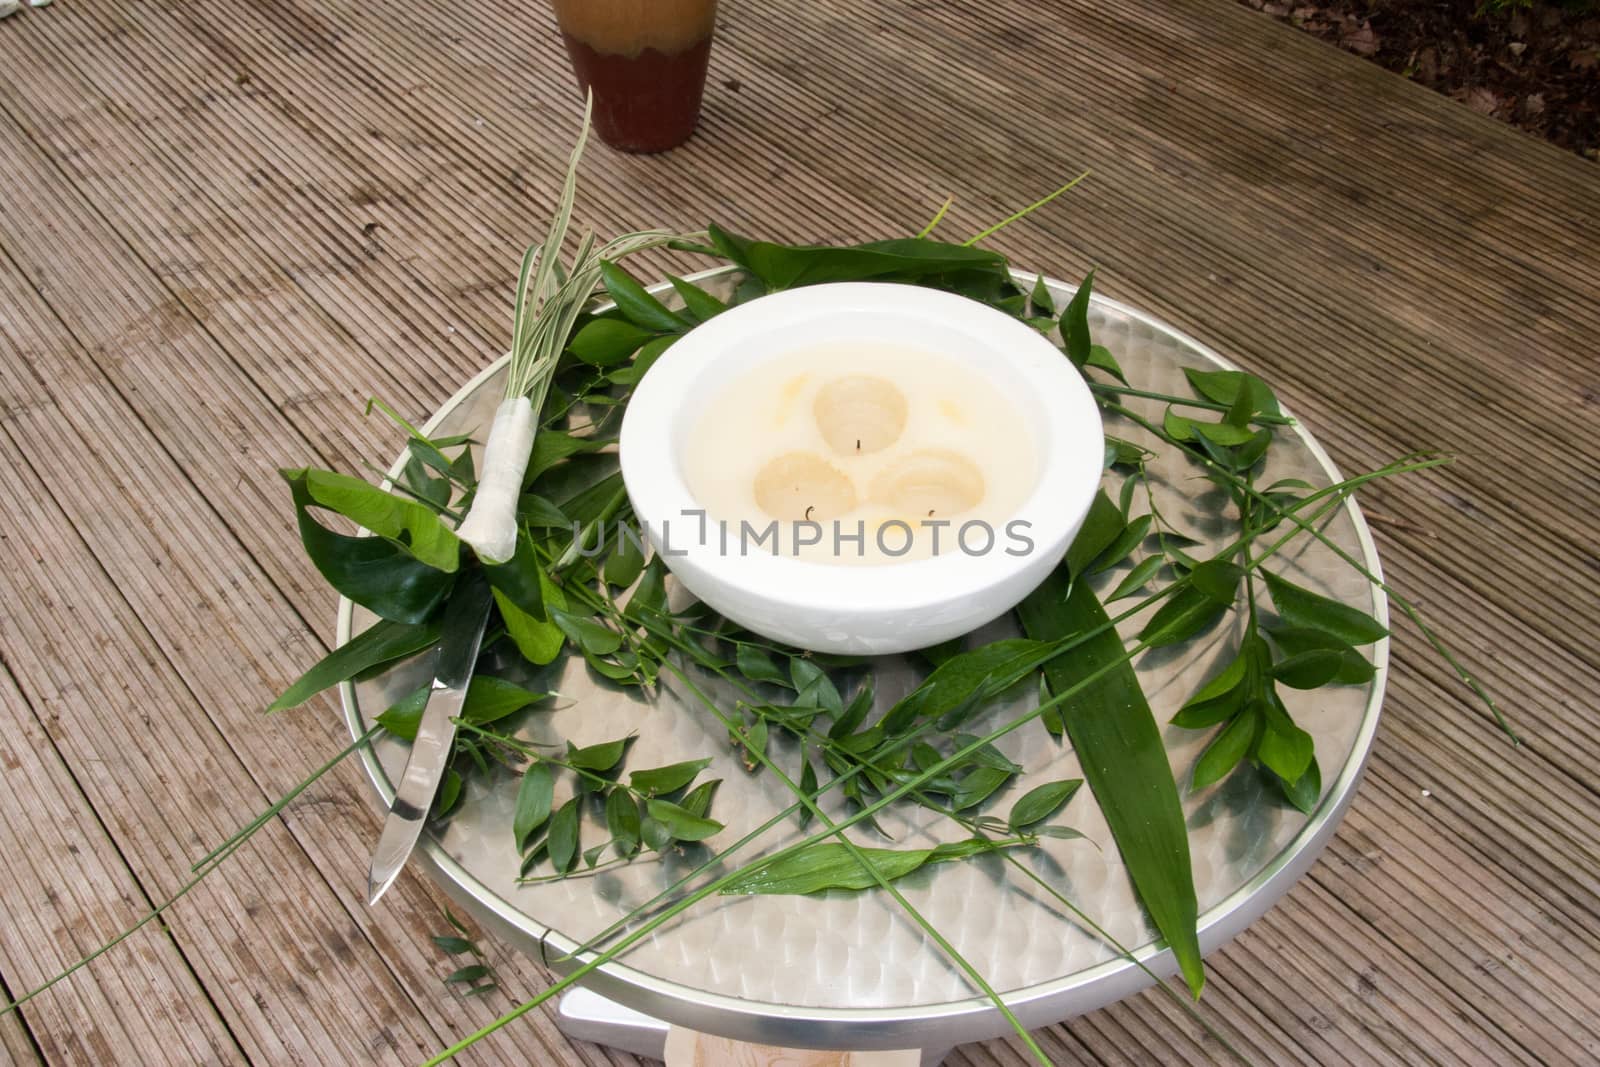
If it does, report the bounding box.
[366,573,494,906]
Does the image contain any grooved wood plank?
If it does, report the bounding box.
[0,0,1596,1064]
[0,1015,41,1067]
[0,661,242,1067]
[0,134,627,1067]
[0,20,642,1067]
[0,250,448,1063]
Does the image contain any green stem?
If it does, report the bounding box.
[963,172,1089,246]
[1104,398,1513,739]
[453,720,658,804]
[658,659,1053,1065]
[420,639,1147,1066]
[915,196,954,238]
[518,855,642,885]
[428,485,1363,1064]
[1092,383,1294,425]
[3,727,378,1018]
[425,484,1369,1064]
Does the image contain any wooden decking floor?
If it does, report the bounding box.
[0,0,1596,1064]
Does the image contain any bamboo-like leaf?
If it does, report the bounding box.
[462,677,550,726]
[1257,696,1314,784]
[601,262,690,333]
[1086,343,1127,382]
[1138,582,1228,648]
[517,494,569,529]
[1170,686,1246,730]
[1263,570,1388,646]
[949,766,1013,811]
[1193,422,1257,448]
[1188,559,1244,605]
[1018,568,1204,997]
[1008,778,1084,830]
[720,839,1018,896]
[640,816,672,852]
[568,317,657,367]
[1028,274,1055,316]
[378,676,549,740]
[1271,650,1345,690]
[1065,490,1124,578]
[790,657,843,714]
[1186,652,1248,708]
[608,335,676,386]
[1183,367,1281,416]
[513,764,554,850]
[605,789,641,856]
[1060,269,1096,368]
[680,779,721,818]
[629,758,713,796]
[667,274,727,322]
[1192,703,1260,789]
[797,758,819,830]
[567,736,631,772]
[735,644,790,686]
[525,432,611,485]
[602,533,646,589]
[828,684,874,739]
[547,798,580,873]
[1267,626,1375,684]
[1085,514,1152,576]
[481,531,547,620]
[644,798,723,842]
[268,618,441,712]
[1274,754,1322,813]
[493,588,565,665]
[550,609,622,656]
[879,639,1049,736]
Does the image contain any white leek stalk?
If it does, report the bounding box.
[453,396,534,563]
[453,93,687,567]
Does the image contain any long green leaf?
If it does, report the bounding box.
[1065,490,1124,578]
[600,262,689,333]
[267,618,441,712]
[708,224,1008,290]
[719,838,1014,895]
[375,676,550,741]
[644,798,723,842]
[1008,778,1084,830]
[514,764,555,850]
[878,639,1050,735]
[1018,568,1204,997]
[1263,570,1388,646]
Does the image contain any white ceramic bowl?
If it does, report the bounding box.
[619,282,1104,655]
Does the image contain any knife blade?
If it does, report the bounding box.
[366,573,494,906]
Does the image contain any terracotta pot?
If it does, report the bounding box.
[553,0,718,153]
